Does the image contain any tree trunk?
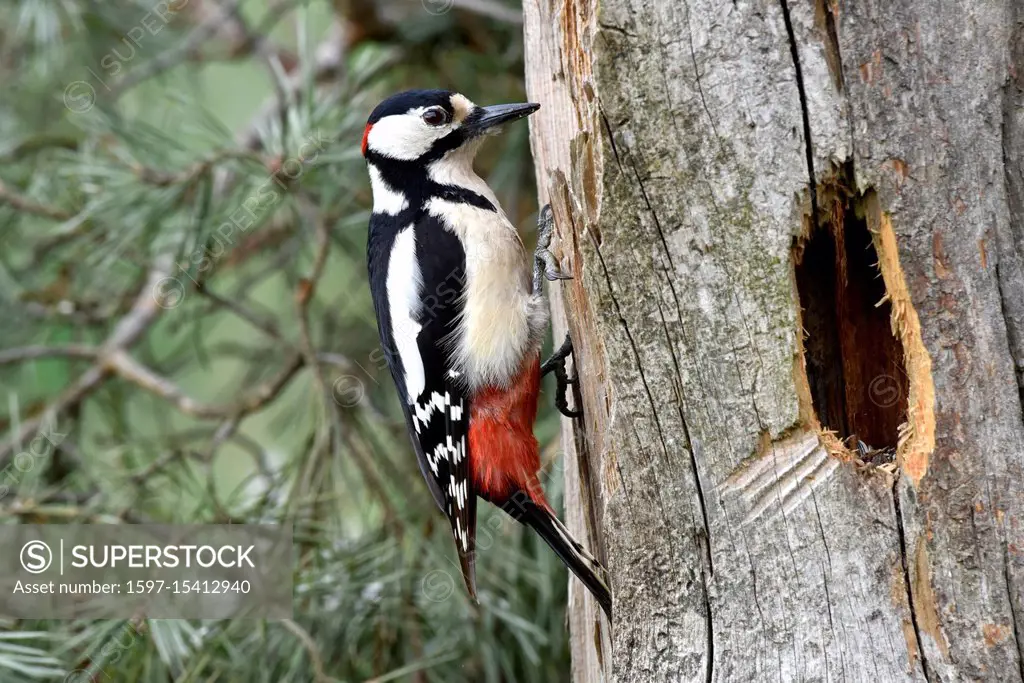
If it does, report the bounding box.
[523,0,1024,681]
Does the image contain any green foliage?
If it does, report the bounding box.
[0,0,571,680]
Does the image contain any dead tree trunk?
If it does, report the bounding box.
[524,0,1024,680]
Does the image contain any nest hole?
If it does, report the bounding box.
[794,163,908,453]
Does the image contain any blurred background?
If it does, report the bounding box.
[0,0,572,680]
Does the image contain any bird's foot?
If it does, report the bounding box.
[532,204,572,295]
[542,334,582,419]
[533,207,580,418]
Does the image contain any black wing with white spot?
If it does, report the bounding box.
[408,364,475,593]
[408,214,476,595]
[367,211,477,596]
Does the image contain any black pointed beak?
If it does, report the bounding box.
[465,102,540,136]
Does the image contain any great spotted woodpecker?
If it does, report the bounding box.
[362,90,611,617]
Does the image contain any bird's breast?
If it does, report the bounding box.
[425,197,541,390]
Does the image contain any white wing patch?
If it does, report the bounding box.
[412,391,445,432]
[386,226,425,401]
[414,391,467,446]
[416,386,470,553]
[412,391,465,431]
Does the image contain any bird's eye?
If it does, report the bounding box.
[422,108,450,126]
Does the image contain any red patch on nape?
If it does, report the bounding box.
[361,123,373,156]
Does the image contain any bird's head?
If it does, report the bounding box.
[361,89,539,163]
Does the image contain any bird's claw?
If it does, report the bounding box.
[534,208,580,418]
[541,334,573,375]
[542,334,582,419]
[533,204,572,294]
[541,251,572,282]
[537,204,555,248]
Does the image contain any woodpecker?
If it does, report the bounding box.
[362,89,611,617]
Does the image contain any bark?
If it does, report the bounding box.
[523,0,1024,680]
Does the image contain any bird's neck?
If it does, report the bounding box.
[367,146,500,219]
[424,145,500,210]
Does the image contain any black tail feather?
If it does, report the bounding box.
[457,548,478,603]
[454,491,478,602]
[508,498,612,618]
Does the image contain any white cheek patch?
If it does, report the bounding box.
[386,226,425,400]
[367,110,448,160]
[367,164,408,215]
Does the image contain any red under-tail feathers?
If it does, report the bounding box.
[467,355,612,617]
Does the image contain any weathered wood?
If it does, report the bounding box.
[524,0,1024,680]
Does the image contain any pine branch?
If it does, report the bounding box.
[281,619,329,683]
[109,0,248,99]
[0,345,97,366]
[0,134,79,161]
[0,179,73,221]
[0,266,169,467]
[103,349,305,419]
[0,1,569,678]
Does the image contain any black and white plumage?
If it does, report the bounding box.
[366,161,478,589]
[363,89,611,616]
